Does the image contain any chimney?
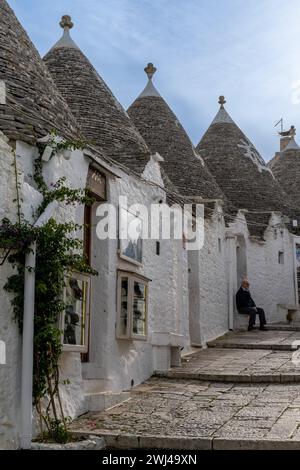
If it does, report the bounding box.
[279,125,296,152]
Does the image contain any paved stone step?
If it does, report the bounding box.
[155,347,300,383]
[207,329,300,351]
[155,370,300,383]
[71,378,300,450]
[71,431,300,450]
[267,323,300,332]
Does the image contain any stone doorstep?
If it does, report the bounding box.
[154,371,300,384]
[71,431,300,450]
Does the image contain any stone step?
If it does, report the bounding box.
[84,391,131,412]
[155,369,300,383]
[71,431,300,450]
[31,436,106,450]
[208,342,295,351]
[207,329,300,351]
[155,347,300,384]
[267,323,300,332]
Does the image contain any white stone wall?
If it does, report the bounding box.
[0,138,92,447]
[229,212,295,329]
[83,157,190,392]
[0,134,23,449]
[188,207,229,346]
[10,142,189,426]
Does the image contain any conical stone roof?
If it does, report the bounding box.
[127,64,225,201]
[0,1,80,144]
[44,16,150,174]
[268,131,300,210]
[196,97,292,237]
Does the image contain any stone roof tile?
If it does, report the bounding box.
[196,98,293,237]
[268,135,300,210]
[0,1,80,144]
[127,64,226,202]
[43,17,150,174]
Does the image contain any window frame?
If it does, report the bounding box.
[116,271,149,341]
[60,271,91,353]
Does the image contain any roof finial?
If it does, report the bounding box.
[144,63,157,80]
[60,15,74,30]
[218,96,226,107]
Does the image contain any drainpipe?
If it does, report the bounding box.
[20,201,58,449]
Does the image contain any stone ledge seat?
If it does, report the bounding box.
[277,304,300,323]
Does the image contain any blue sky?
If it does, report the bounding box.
[8,0,300,160]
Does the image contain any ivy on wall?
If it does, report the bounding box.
[0,137,96,443]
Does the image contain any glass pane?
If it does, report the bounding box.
[119,277,129,336]
[132,281,147,336]
[63,277,87,346]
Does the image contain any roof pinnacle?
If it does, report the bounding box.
[144,63,157,80]
[218,96,226,107]
[60,15,74,30]
[49,14,78,51]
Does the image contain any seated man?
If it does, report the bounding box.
[236,279,267,331]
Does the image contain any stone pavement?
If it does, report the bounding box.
[72,328,300,449]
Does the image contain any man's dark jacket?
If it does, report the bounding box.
[236,287,256,312]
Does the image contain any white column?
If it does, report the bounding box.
[20,242,36,449]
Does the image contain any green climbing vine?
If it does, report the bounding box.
[0,136,96,443]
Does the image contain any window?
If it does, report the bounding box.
[218,238,222,253]
[117,272,148,340]
[60,272,91,352]
[278,251,284,265]
[84,204,92,265]
[119,206,143,265]
[156,241,160,256]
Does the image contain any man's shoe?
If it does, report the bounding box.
[248,326,255,331]
[259,326,268,331]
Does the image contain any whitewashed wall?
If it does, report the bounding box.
[0,138,91,447]
[0,134,24,449]
[14,143,190,424]
[229,212,295,329]
[188,206,229,346]
[83,155,190,393]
